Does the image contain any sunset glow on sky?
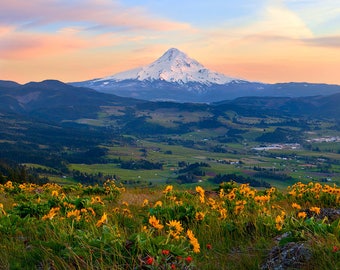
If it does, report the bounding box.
[1,0,340,84]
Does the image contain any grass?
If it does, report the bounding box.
[0,180,339,269]
[69,163,170,184]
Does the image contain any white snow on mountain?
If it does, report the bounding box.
[95,48,238,85]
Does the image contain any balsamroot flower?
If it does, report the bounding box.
[298,211,307,219]
[195,212,205,221]
[163,185,173,194]
[91,196,104,205]
[310,206,321,215]
[196,186,205,203]
[275,214,284,231]
[187,229,200,253]
[42,207,60,221]
[149,215,164,230]
[291,202,301,210]
[67,209,81,221]
[142,199,149,207]
[154,201,163,207]
[96,212,108,227]
[167,220,183,239]
[0,203,6,215]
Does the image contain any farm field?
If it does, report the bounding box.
[63,132,340,189]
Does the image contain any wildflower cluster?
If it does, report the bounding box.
[0,180,338,269]
[288,182,340,205]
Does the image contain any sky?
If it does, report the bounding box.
[1,0,340,84]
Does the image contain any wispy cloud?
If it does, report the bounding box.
[1,0,192,32]
[2,0,340,84]
[0,0,194,62]
[0,31,89,60]
[303,36,340,48]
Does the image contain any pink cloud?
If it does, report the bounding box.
[0,32,89,60]
[0,0,194,62]
[1,0,192,32]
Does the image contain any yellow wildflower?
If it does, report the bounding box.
[87,207,96,216]
[142,225,148,233]
[96,212,108,227]
[247,190,256,198]
[298,211,307,219]
[4,181,13,190]
[288,190,297,196]
[67,209,81,221]
[154,201,163,208]
[42,207,60,221]
[219,188,225,198]
[275,215,284,231]
[169,196,177,201]
[187,229,200,253]
[199,195,205,203]
[268,187,276,194]
[234,205,244,215]
[163,185,173,194]
[60,193,66,200]
[291,203,301,210]
[254,195,270,204]
[207,198,217,209]
[91,196,104,205]
[167,220,184,239]
[227,191,236,201]
[195,186,205,196]
[236,200,246,206]
[122,208,133,218]
[149,215,164,230]
[310,207,321,215]
[112,207,120,213]
[219,208,228,220]
[195,212,205,221]
[51,190,59,197]
[142,199,149,207]
[63,202,76,209]
[195,186,205,203]
[176,200,183,206]
[261,207,270,215]
[0,203,6,215]
[280,210,286,218]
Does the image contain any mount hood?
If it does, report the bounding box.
[72,48,340,103]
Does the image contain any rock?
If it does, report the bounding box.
[305,208,340,223]
[261,242,312,270]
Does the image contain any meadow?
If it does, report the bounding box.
[0,180,339,269]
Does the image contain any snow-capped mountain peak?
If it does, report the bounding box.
[96,48,237,85]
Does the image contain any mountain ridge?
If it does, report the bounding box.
[1,79,340,122]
